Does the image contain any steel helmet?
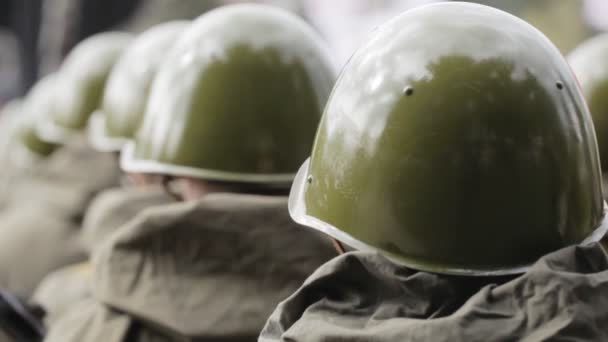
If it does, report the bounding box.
[289,2,607,276]
[38,32,133,143]
[121,4,335,187]
[88,21,189,152]
[18,75,62,158]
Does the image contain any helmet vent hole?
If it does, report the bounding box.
[556,81,564,90]
[403,87,414,96]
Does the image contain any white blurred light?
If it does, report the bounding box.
[584,0,608,31]
[303,0,442,68]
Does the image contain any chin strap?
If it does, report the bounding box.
[331,238,346,255]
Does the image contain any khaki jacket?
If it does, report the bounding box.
[32,262,92,326]
[33,185,174,325]
[0,136,119,298]
[80,185,175,255]
[260,244,608,342]
[45,193,336,342]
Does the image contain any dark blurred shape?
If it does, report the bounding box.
[0,30,20,105]
[0,0,140,98]
[0,0,42,97]
[0,1,12,28]
[0,288,45,342]
[39,0,141,77]
[77,0,140,39]
[121,0,219,33]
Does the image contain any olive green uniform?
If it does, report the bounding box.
[0,136,119,298]
[31,262,92,327]
[32,185,174,325]
[79,185,175,254]
[45,194,336,341]
[260,244,608,342]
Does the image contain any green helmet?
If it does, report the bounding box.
[38,32,133,143]
[18,76,62,158]
[0,99,22,148]
[568,33,608,172]
[289,2,607,276]
[18,121,59,158]
[88,22,189,152]
[121,4,335,186]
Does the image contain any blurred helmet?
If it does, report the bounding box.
[88,21,189,152]
[289,2,607,276]
[38,32,133,143]
[568,33,608,172]
[16,76,62,165]
[121,4,335,187]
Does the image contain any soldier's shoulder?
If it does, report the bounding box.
[44,297,131,342]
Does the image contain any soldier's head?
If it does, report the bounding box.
[120,4,336,202]
[289,2,607,276]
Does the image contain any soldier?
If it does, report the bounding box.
[0,77,62,211]
[260,3,608,341]
[82,21,189,255]
[32,21,188,326]
[30,32,132,208]
[0,32,132,299]
[0,75,76,300]
[44,5,338,341]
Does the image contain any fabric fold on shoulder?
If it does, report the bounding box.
[260,244,608,342]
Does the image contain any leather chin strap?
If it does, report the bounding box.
[331,238,346,255]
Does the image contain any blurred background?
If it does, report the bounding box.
[0,0,606,107]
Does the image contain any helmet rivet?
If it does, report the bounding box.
[307,175,313,184]
[403,87,414,96]
[556,81,564,90]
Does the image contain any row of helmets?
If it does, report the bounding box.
[7,2,608,276]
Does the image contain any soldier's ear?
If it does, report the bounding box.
[161,176,182,201]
